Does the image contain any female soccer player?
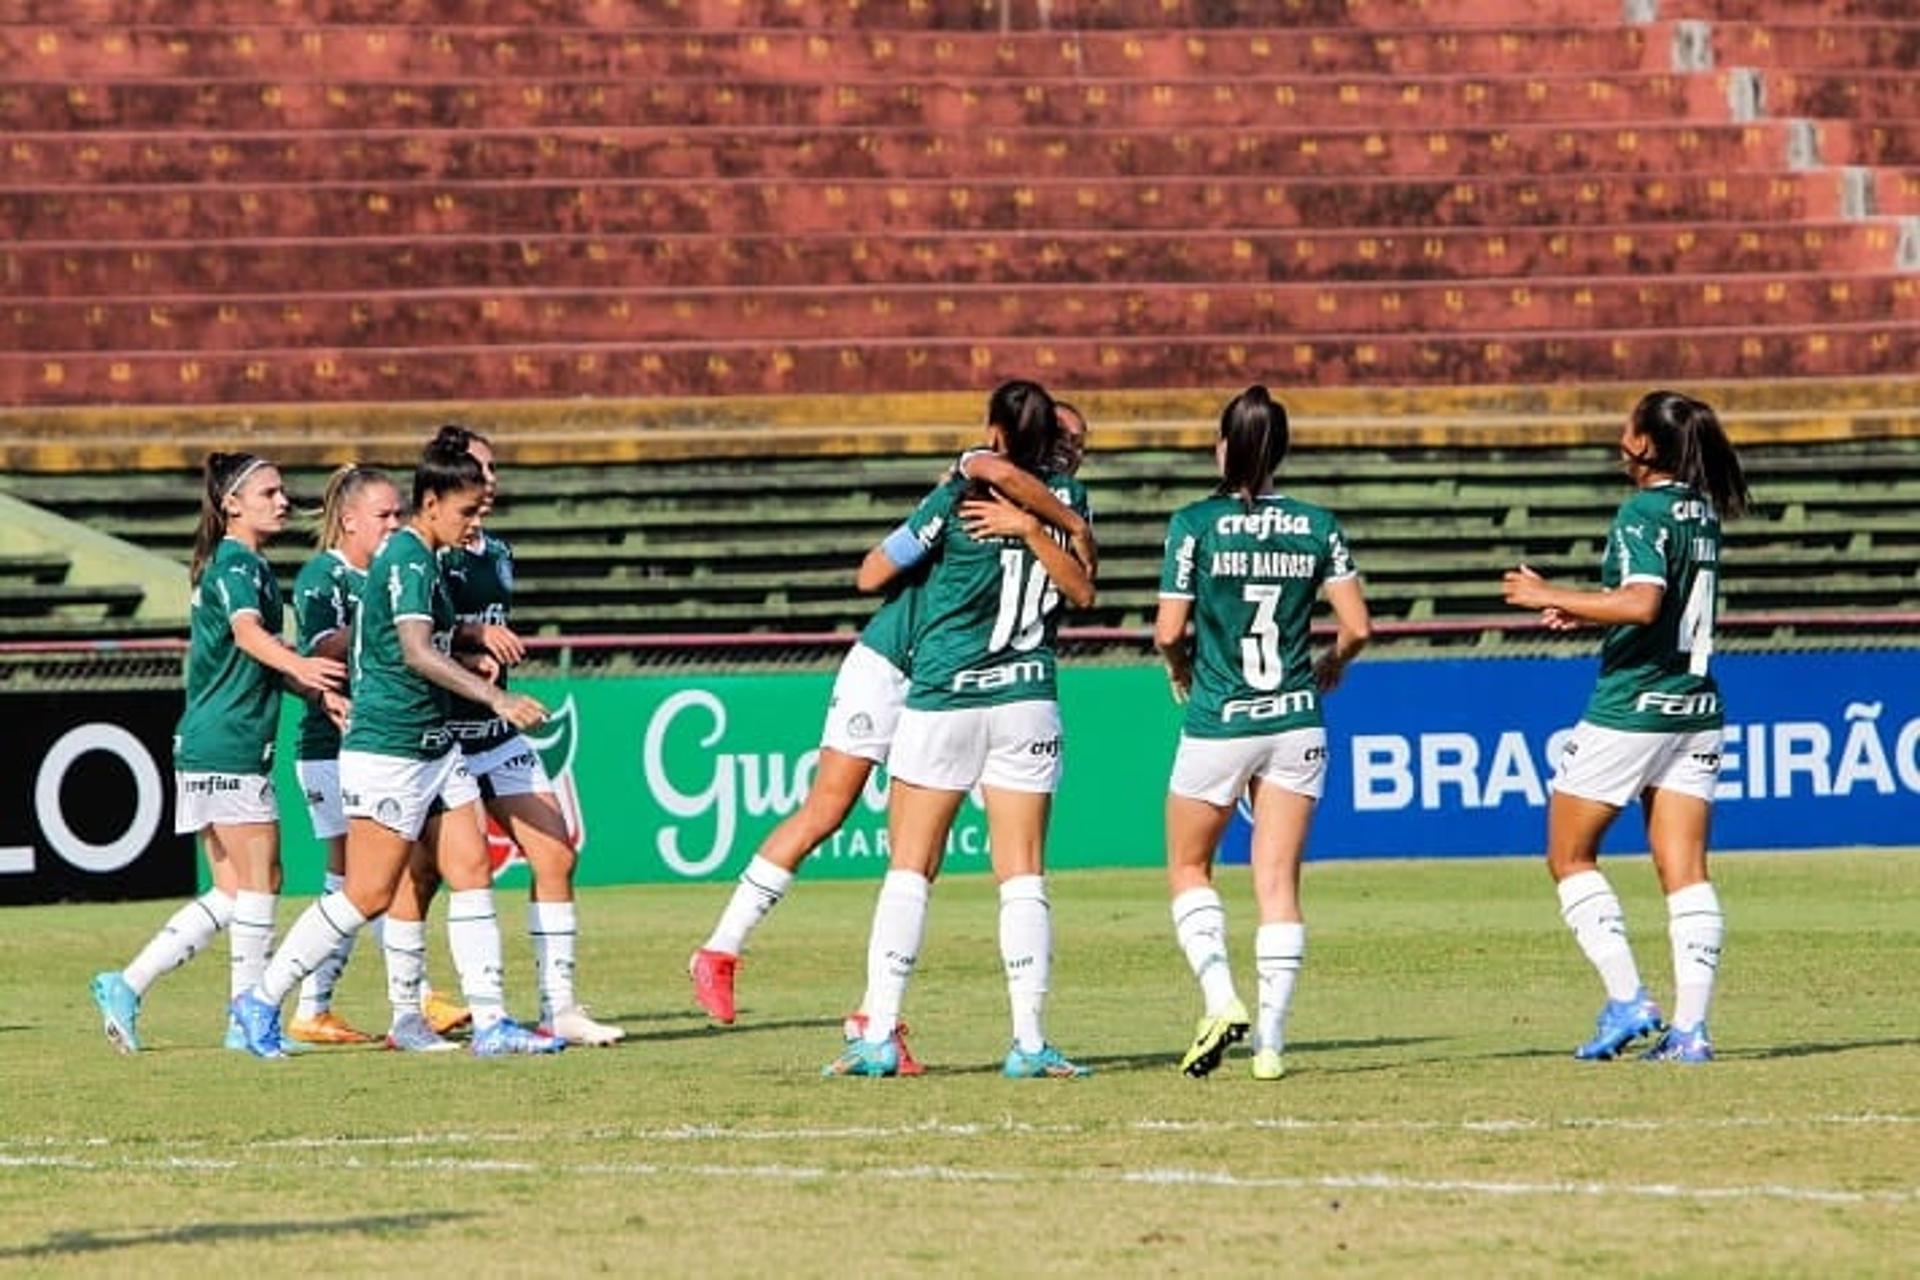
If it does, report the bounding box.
[1502,390,1749,1064]
[825,380,1095,1079]
[1155,386,1371,1081]
[89,452,345,1053]
[405,424,625,1047]
[689,404,1094,1037]
[284,464,403,1045]
[232,442,560,1057]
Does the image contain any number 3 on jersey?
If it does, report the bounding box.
[990,548,1057,653]
[1678,569,1716,677]
[1240,584,1284,690]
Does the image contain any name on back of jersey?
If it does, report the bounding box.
[1210,550,1319,579]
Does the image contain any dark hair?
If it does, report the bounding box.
[1630,391,1750,519]
[317,464,396,550]
[986,379,1059,475]
[192,451,270,583]
[427,423,491,455]
[414,440,487,509]
[1216,385,1289,510]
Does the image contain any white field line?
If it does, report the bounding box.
[3,1112,1914,1154]
[2,1150,1913,1207]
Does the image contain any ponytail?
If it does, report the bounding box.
[414,439,486,509]
[1631,390,1751,520]
[1215,385,1289,511]
[316,464,393,550]
[986,379,1059,476]
[191,451,266,583]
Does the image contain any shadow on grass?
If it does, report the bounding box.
[621,1016,846,1045]
[1726,1036,1920,1061]
[0,1211,476,1261]
[923,1034,1458,1077]
[0,1025,31,1034]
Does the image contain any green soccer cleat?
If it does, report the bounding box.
[1179,999,1251,1078]
[1250,1048,1286,1081]
[1002,1042,1092,1079]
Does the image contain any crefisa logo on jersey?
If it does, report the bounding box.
[484,695,587,876]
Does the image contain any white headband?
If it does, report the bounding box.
[219,457,270,503]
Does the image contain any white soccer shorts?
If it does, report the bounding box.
[174,771,278,835]
[464,734,554,800]
[888,700,1064,794]
[819,642,910,764]
[1168,727,1329,807]
[294,758,347,841]
[338,748,482,841]
[1551,721,1723,808]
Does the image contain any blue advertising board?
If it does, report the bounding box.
[1219,649,1920,862]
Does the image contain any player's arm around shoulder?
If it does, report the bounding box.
[857,476,965,593]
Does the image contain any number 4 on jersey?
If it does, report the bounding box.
[1677,569,1717,677]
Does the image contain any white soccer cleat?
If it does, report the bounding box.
[544,1005,626,1047]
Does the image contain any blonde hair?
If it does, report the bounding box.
[316,464,395,550]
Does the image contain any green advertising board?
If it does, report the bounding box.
[270,665,1186,892]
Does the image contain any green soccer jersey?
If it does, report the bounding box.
[904,471,1092,711]
[1582,482,1724,733]
[175,538,286,774]
[292,549,366,762]
[346,527,457,761]
[1159,495,1357,739]
[441,530,516,755]
[858,572,925,674]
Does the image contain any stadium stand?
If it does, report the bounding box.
[0,0,1915,646]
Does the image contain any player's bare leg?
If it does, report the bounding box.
[1548,791,1662,1059]
[1641,786,1722,1061]
[491,789,623,1045]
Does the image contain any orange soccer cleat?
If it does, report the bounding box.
[422,988,472,1037]
[286,1010,377,1045]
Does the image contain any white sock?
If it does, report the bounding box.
[999,875,1051,1054]
[529,900,578,1022]
[230,891,278,1001]
[122,889,233,996]
[296,873,355,1019]
[448,888,506,1031]
[1171,886,1239,1016]
[1255,922,1306,1053]
[1556,870,1644,1002]
[860,870,929,1043]
[255,893,366,1006]
[1667,882,1725,1030]
[383,918,428,1024]
[704,856,795,955]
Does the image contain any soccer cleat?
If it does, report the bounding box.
[1250,1048,1286,1081]
[287,1010,377,1045]
[1573,988,1666,1061]
[1179,999,1251,1078]
[89,972,141,1054]
[822,1036,900,1078]
[842,1012,926,1076]
[689,948,739,1024]
[229,992,288,1060]
[543,1005,626,1047]
[1642,1022,1714,1064]
[470,1017,565,1057]
[1002,1042,1092,1079]
[422,989,472,1036]
[385,1011,459,1053]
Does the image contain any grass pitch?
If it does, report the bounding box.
[3,851,1917,1277]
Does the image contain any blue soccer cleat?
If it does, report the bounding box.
[229,991,288,1060]
[470,1017,565,1057]
[1574,988,1666,1061]
[225,1012,303,1056]
[823,1036,899,1078]
[1002,1042,1092,1079]
[1642,1022,1714,1063]
[90,971,141,1054]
